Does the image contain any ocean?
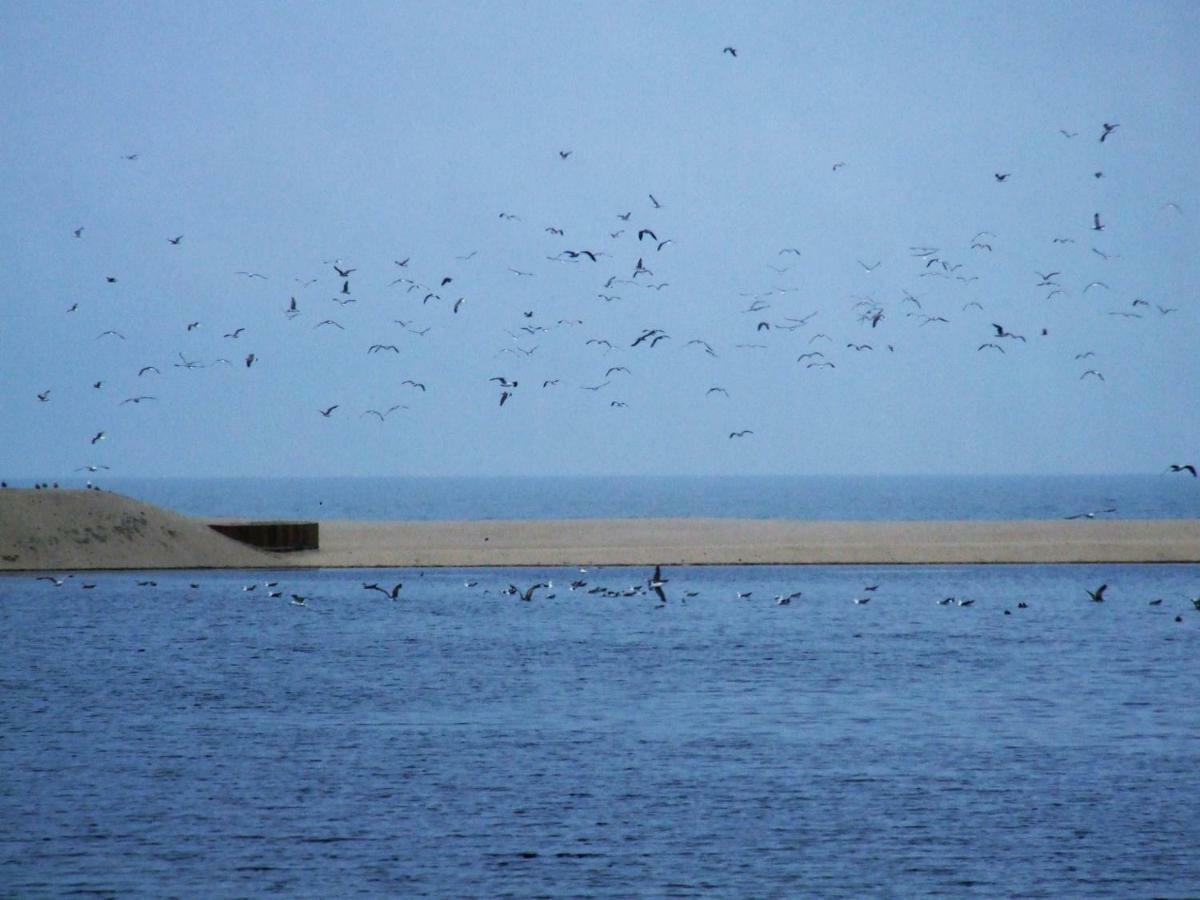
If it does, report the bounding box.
[32,473,1200,520]
[2,563,1198,896]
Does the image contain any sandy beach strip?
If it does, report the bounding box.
[2,490,1197,571]
[292,517,1200,567]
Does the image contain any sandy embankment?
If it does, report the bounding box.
[0,490,274,571]
[1,489,1198,571]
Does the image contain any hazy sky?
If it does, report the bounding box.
[2,1,1197,478]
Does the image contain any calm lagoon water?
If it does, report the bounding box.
[2,563,1198,896]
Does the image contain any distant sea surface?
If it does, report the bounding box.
[45,474,1200,520]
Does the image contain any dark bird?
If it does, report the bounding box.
[401,380,426,391]
[638,228,657,242]
[1059,129,1078,138]
[1092,213,1105,231]
[106,276,118,283]
[1100,122,1119,142]
[511,582,548,602]
[1167,464,1197,477]
[490,377,518,388]
[992,323,1026,342]
[706,387,729,397]
[1087,584,1108,602]
[120,396,156,405]
[364,582,403,599]
[90,431,106,444]
[319,405,339,417]
[649,194,662,209]
[649,565,668,603]
[723,46,737,56]
[97,330,125,340]
[315,319,344,330]
[333,265,355,278]
[167,235,183,245]
[245,353,256,368]
[138,366,160,376]
[223,327,246,338]
[994,173,1010,182]
[729,430,753,438]
[559,150,572,159]
[73,227,84,238]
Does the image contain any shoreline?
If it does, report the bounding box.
[1,490,1197,571]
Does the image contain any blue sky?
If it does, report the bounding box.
[2,1,1197,478]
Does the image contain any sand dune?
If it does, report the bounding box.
[0,490,273,571]
[1,489,1197,571]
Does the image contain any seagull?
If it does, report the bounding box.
[729,430,753,438]
[1080,369,1105,381]
[364,582,403,599]
[90,431,106,444]
[857,259,881,271]
[511,583,549,602]
[319,405,339,417]
[992,323,1026,342]
[1086,584,1108,602]
[648,565,668,603]
[223,327,246,338]
[36,390,50,401]
[1059,129,1078,138]
[167,235,183,245]
[138,366,160,376]
[120,396,157,405]
[649,194,662,208]
[994,173,1010,182]
[1167,464,1197,477]
[1092,213,1105,231]
[558,150,572,159]
[73,227,84,238]
[74,465,110,472]
[1100,122,1119,142]
[706,387,729,397]
[722,46,737,56]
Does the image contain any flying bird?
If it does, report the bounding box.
[722,46,737,56]
[319,405,339,417]
[511,583,548,602]
[1086,584,1108,602]
[1099,122,1119,142]
[729,430,753,438]
[1167,464,1197,477]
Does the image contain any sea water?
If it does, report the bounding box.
[30,474,1200,520]
[2,564,1198,896]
